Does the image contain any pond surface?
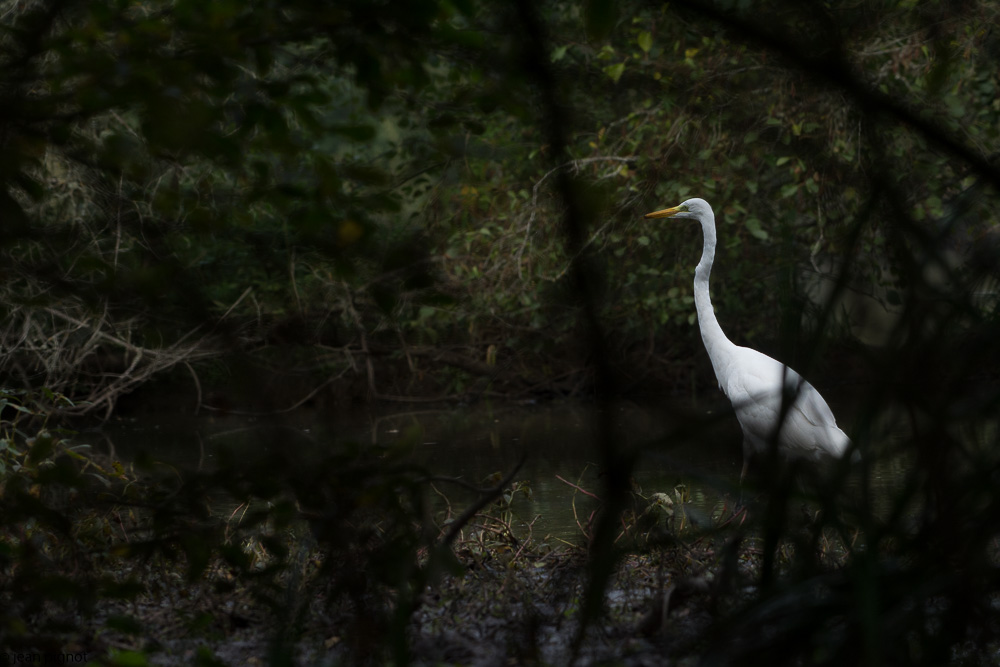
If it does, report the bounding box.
[91,399,911,541]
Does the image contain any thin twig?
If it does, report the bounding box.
[440,453,527,549]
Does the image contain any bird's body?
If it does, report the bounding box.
[644,198,852,479]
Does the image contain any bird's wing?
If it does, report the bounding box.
[726,347,837,426]
[720,348,788,449]
[722,347,789,407]
[722,346,848,459]
[789,380,839,428]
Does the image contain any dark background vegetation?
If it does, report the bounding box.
[2,0,1000,664]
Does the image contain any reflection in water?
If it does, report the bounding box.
[94,400,912,540]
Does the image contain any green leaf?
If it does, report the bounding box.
[637,31,653,54]
[603,62,626,84]
[745,218,769,241]
[551,45,569,62]
[945,97,965,118]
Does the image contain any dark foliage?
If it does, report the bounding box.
[2,0,1000,664]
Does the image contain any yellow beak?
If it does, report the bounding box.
[644,205,684,219]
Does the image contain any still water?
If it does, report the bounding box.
[92,400,910,541]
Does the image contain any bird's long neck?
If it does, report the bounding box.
[694,209,735,376]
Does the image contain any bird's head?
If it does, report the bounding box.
[644,197,712,221]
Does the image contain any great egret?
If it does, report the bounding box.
[644,198,853,480]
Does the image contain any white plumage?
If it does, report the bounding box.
[644,198,853,479]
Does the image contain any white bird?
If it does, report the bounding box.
[644,198,854,480]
